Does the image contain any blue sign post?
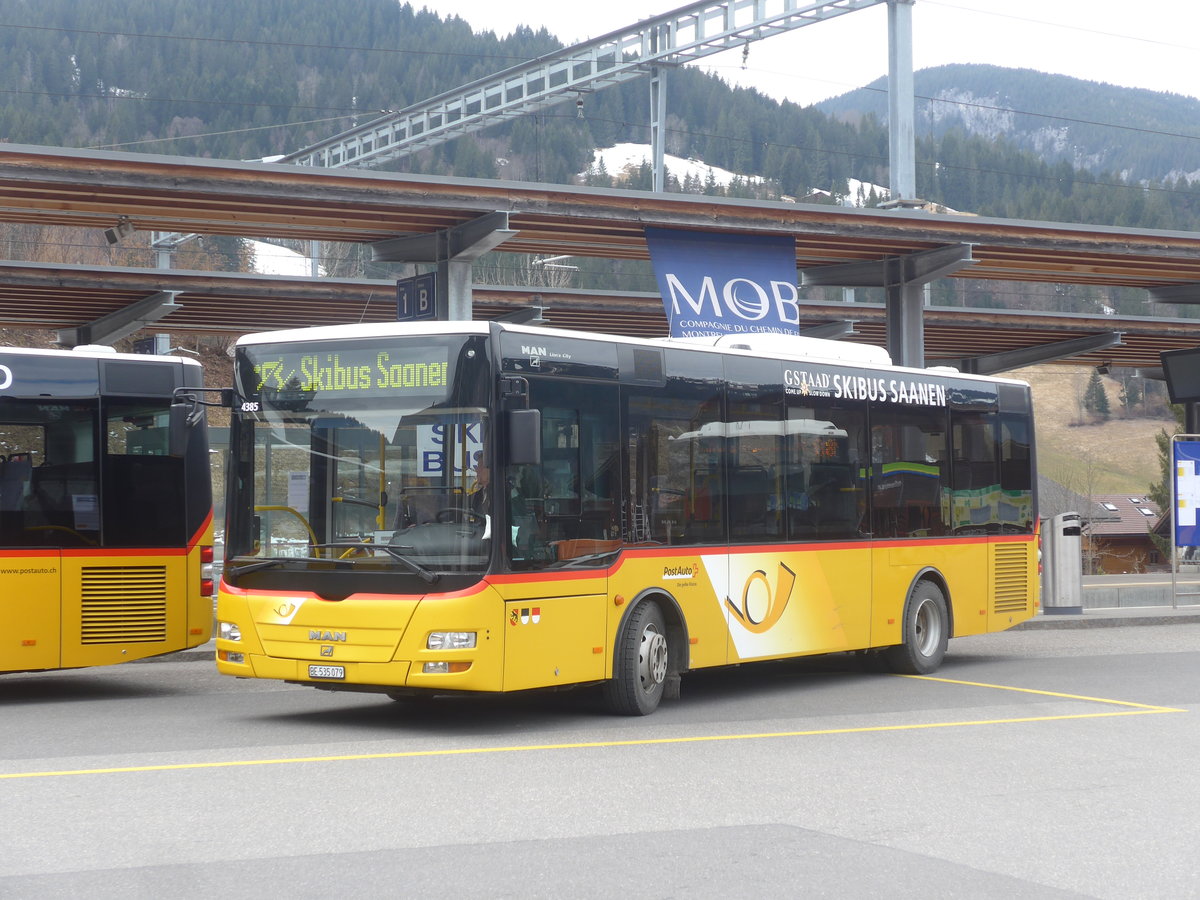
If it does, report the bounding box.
[644,227,800,338]
[1173,439,1200,546]
[1170,436,1200,608]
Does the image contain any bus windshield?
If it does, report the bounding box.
[225,334,492,581]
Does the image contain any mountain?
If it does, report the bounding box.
[817,63,1200,185]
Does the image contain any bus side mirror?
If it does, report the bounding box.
[168,402,192,457]
[508,409,542,466]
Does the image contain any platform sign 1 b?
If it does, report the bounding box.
[397,272,438,321]
[1173,438,1200,546]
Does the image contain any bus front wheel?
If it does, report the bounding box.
[603,600,669,716]
[883,580,949,675]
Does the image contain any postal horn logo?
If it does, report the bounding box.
[726,562,796,634]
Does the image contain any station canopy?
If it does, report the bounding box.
[1,143,1200,371]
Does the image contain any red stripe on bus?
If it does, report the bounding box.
[188,508,215,551]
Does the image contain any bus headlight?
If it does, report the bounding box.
[218,621,242,642]
[427,631,476,650]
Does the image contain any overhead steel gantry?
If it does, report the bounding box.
[281,0,899,191]
[149,2,935,351]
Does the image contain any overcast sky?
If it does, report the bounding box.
[419,0,1200,108]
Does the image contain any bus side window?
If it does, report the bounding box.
[870,407,950,538]
[0,454,31,511]
[785,400,867,541]
[0,454,33,545]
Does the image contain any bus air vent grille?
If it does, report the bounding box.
[992,543,1030,614]
[80,566,169,644]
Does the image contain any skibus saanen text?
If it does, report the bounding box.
[1,346,214,674]
[216,322,1038,714]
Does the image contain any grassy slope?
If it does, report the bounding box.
[1013,365,1170,497]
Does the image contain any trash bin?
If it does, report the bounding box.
[1041,512,1083,615]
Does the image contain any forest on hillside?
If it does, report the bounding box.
[7,0,1200,224]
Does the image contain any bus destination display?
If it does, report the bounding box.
[248,346,449,400]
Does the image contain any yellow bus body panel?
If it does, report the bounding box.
[217,535,1037,693]
[218,582,508,692]
[989,538,1040,631]
[2,541,211,674]
[0,550,62,672]
[187,520,215,649]
[719,546,873,663]
[493,583,608,691]
[59,552,190,669]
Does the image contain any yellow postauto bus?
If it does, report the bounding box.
[1,346,214,673]
[216,321,1038,714]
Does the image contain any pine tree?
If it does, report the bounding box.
[1082,370,1111,420]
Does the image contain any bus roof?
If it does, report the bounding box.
[236,320,491,346]
[235,320,1028,387]
[0,345,201,367]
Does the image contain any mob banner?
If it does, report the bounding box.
[645,226,800,338]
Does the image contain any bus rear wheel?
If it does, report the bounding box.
[883,580,948,675]
[603,600,669,716]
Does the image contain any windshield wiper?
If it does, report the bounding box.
[311,542,439,584]
[228,555,354,576]
[228,558,283,576]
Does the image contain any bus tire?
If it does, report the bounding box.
[882,580,949,675]
[602,600,669,716]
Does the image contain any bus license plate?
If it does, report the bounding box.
[308,664,345,680]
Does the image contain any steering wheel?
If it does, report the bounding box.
[435,507,486,525]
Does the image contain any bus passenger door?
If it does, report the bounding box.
[501,377,621,689]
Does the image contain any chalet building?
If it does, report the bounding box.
[1084,495,1161,573]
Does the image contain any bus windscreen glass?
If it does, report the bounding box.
[227,335,493,579]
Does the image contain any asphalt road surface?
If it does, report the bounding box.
[2,624,1198,899]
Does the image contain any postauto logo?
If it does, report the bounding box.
[663,562,699,580]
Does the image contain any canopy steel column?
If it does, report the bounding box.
[370,212,516,320]
[801,243,975,368]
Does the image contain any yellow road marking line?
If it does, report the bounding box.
[904,674,1187,712]
[0,678,1184,780]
